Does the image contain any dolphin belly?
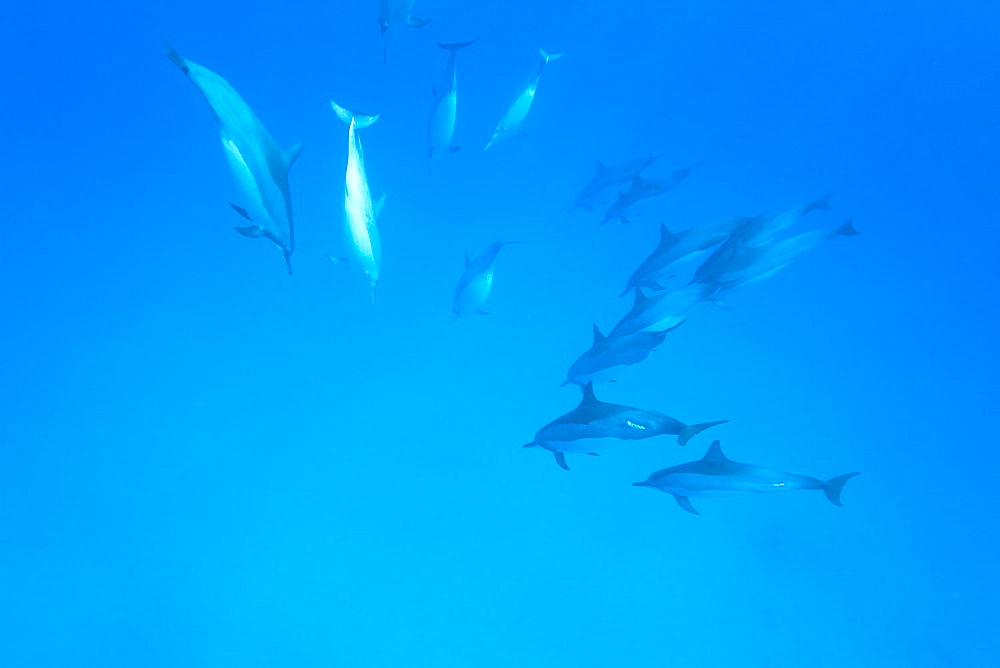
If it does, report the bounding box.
[428,93,457,156]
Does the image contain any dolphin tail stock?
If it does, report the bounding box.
[823,472,860,507]
[677,420,728,447]
[836,217,860,237]
[539,48,564,63]
[437,39,478,50]
[330,101,379,128]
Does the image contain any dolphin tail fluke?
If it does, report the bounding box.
[554,451,570,471]
[437,39,477,50]
[408,16,431,27]
[823,472,860,507]
[331,101,379,128]
[677,420,728,447]
[540,49,564,63]
[163,39,188,73]
[837,218,860,237]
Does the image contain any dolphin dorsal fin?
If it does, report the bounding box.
[632,287,648,308]
[579,381,598,407]
[701,440,729,463]
[658,223,678,248]
[282,142,304,169]
[464,253,472,269]
[591,324,605,345]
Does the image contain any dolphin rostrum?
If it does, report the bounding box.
[427,40,477,171]
[598,168,693,225]
[484,49,562,151]
[166,42,302,274]
[330,101,384,301]
[571,156,657,213]
[621,217,755,296]
[633,440,860,515]
[564,323,678,386]
[609,283,719,338]
[523,382,727,470]
[451,241,519,320]
[378,0,430,63]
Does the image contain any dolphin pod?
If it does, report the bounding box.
[166,43,301,274]
[166,11,861,516]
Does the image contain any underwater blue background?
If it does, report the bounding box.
[1,0,998,665]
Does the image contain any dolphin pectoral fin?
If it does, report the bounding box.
[587,452,600,456]
[674,494,700,515]
[475,310,490,316]
[330,256,350,269]
[282,142,304,169]
[282,248,293,275]
[554,452,570,471]
[234,225,264,238]
[677,420,728,447]
[447,146,461,153]
[407,16,430,27]
[823,472,860,507]
[522,442,537,448]
[230,203,253,221]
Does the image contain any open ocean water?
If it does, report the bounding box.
[1,1,998,666]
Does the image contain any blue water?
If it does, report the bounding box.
[2,1,997,665]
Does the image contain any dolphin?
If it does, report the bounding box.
[378,0,430,63]
[484,49,562,151]
[609,284,719,338]
[621,217,755,296]
[329,101,384,301]
[598,168,693,225]
[451,241,519,320]
[571,156,658,213]
[702,218,859,288]
[633,440,860,515]
[739,193,834,247]
[427,40,477,171]
[563,323,678,386]
[523,383,727,470]
[166,42,301,274]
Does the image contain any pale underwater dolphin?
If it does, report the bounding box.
[571,156,658,213]
[563,323,678,386]
[427,40,477,171]
[609,283,720,338]
[451,241,520,320]
[599,167,693,225]
[738,193,834,247]
[484,49,562,151]
[633,440,860,515]
[378,0,430,63]
[166,42,302,274]
[704,218,860,288]
[621,217,755,297]
[523,382,727,470]
[330,102,384,301]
